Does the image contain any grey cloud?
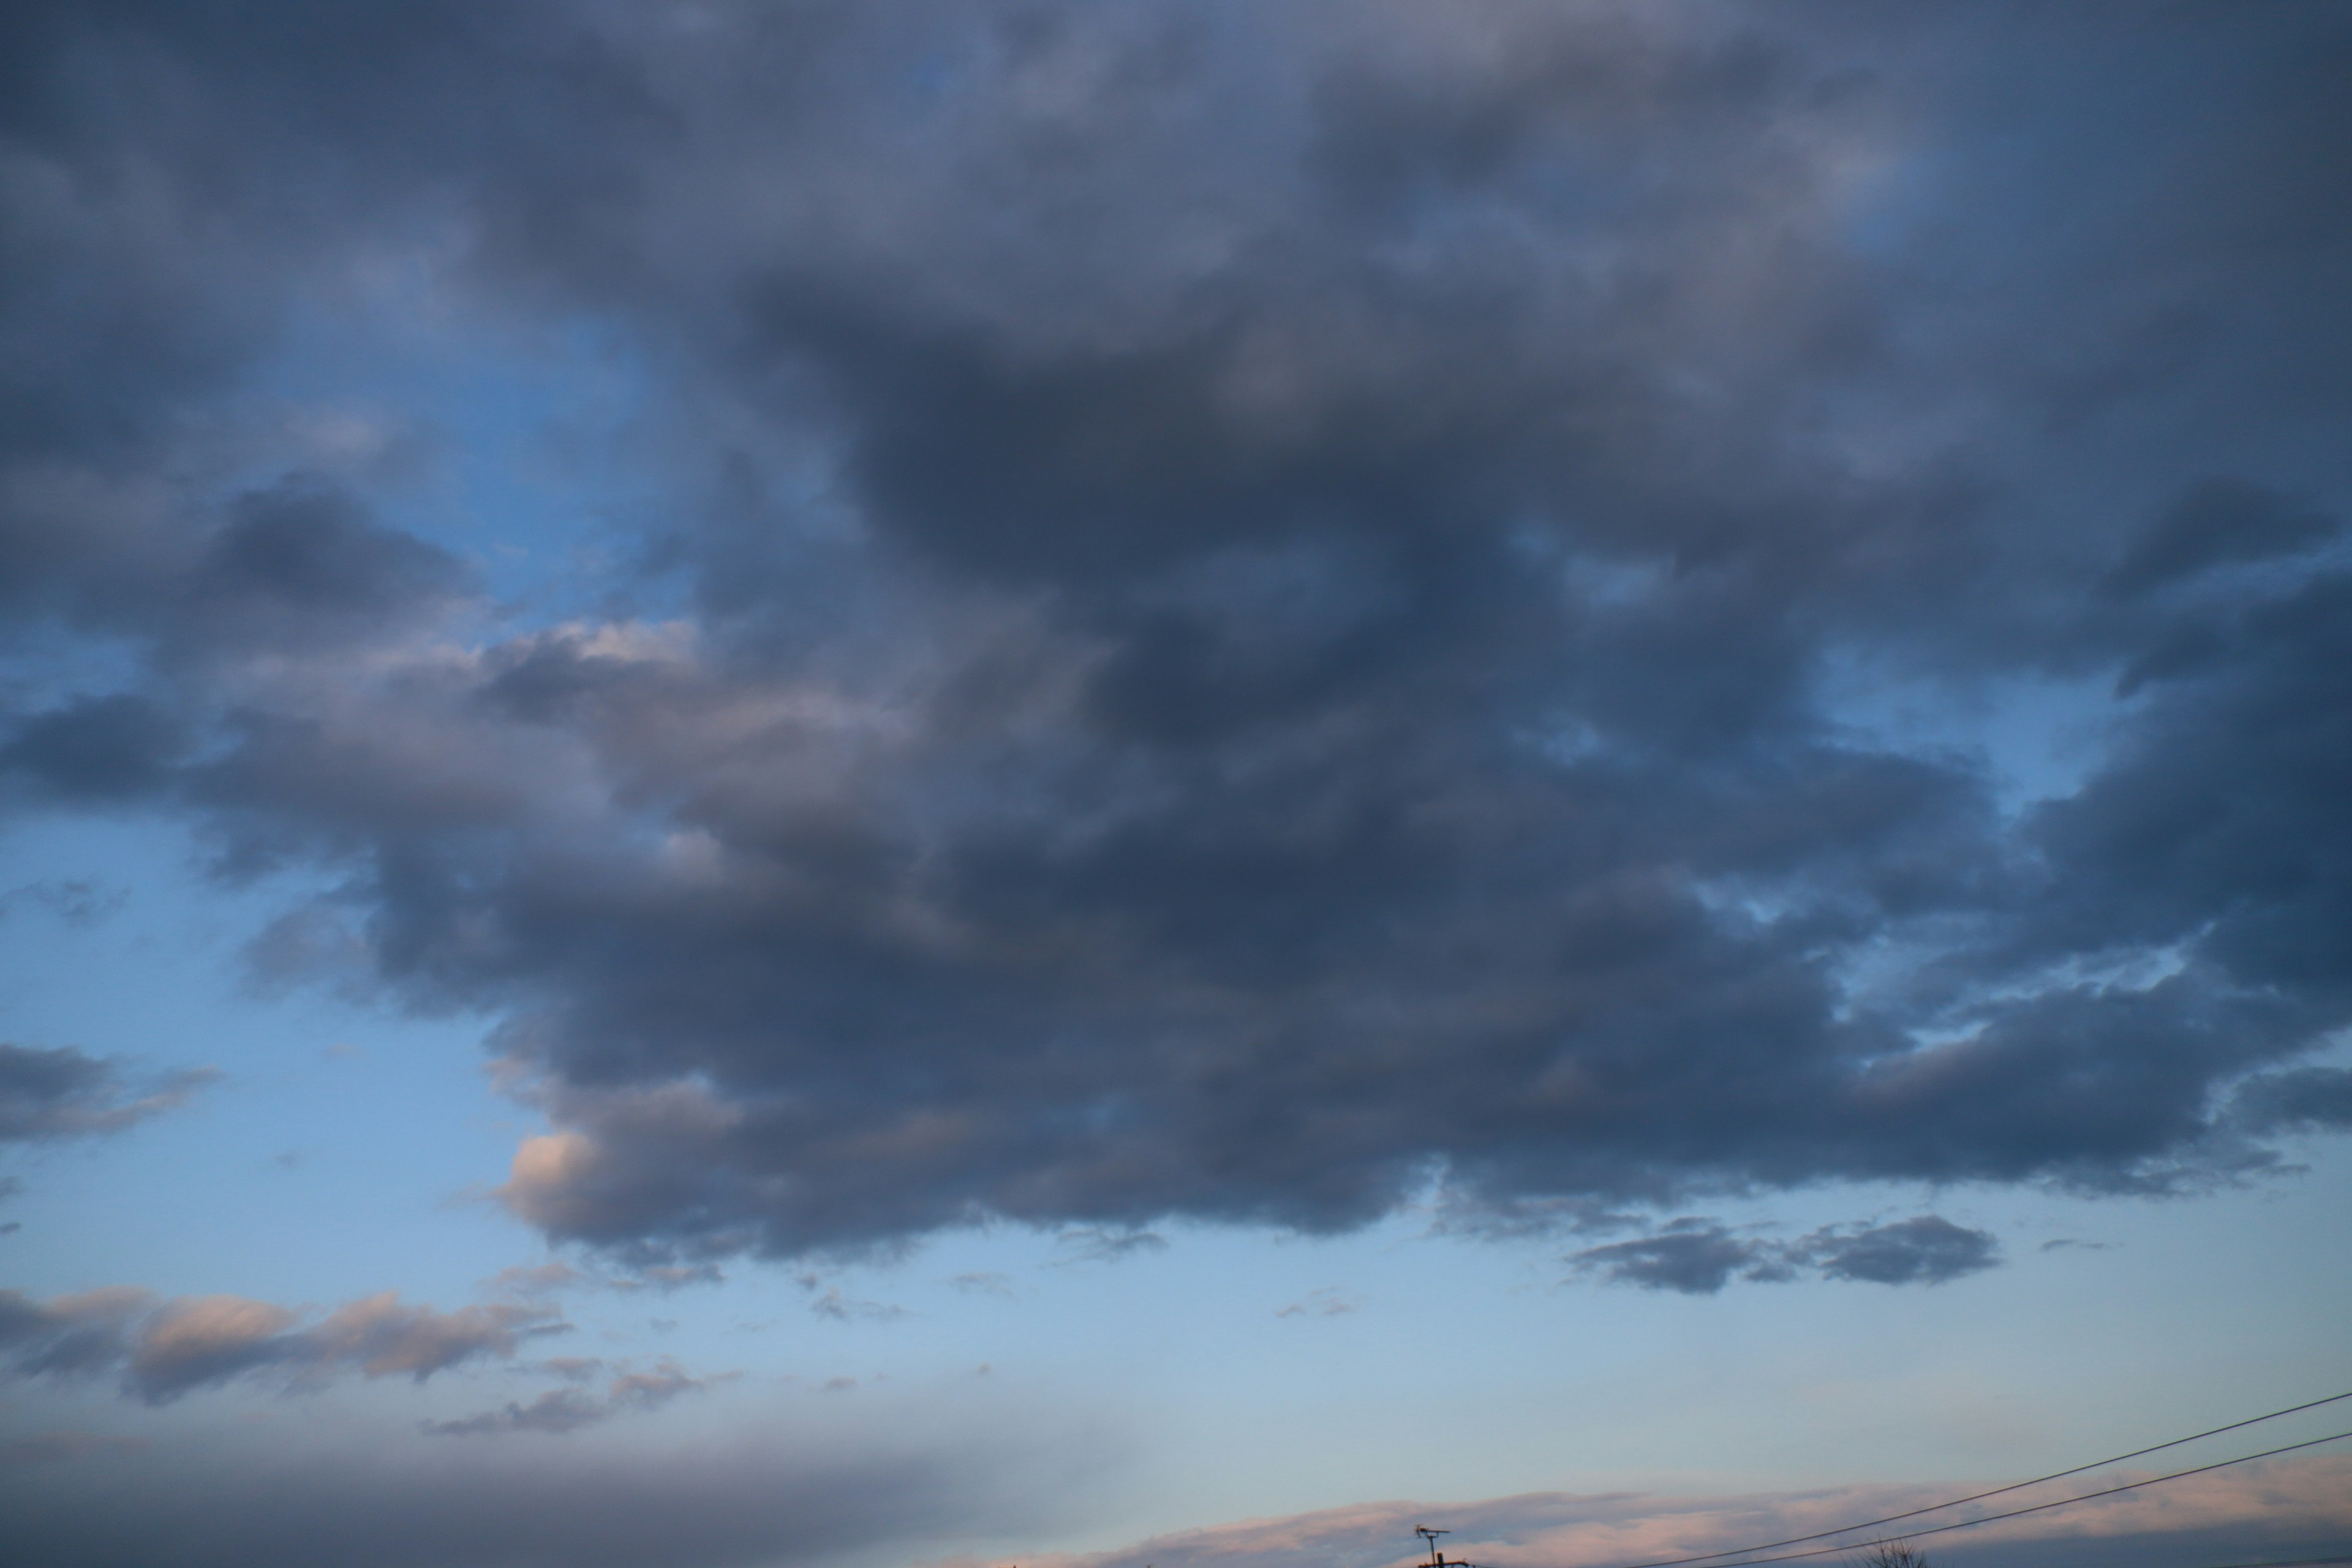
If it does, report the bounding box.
[1799,1216,2000,1286]
[0,1407,1104,1568]
[420,1387,610,1437]
[0,1043,217,1142]
[2229,1067,2352,1135]
[421,1357,712,1437]
[1569,1221,1789,1295]
[1568,1215,1999,1294]
[0,1431,146,1468]
[2103,477,2342,599]
[0,1286,153,1379]
[0,472,466,673]
[0,1285,559,1404]
[3,2,2350,1264]
[0,697,187,806]
[175,477,471,653]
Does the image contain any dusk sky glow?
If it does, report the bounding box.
[2,6,2350,1568]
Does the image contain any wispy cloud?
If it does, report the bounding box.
[1052,1228,1170,1266]
[0,880,127,927]
[0,1045,217,1144]
[422,1358,718,1436]
[795,1273,909,1322]
[0,1286,564,1404]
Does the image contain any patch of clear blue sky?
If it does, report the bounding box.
[1815,648,2127,816]
[251,291,684,631]
[0,813,530,1309]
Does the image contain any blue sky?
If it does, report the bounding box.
[3,6,2350,1567]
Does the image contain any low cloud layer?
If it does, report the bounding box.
[2,2,2348,1264]
[1028,1458,2352,1568]
[0,1411,1102,1568]
[0,1285,559,1404]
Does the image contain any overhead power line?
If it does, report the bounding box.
[1633,1427,2352,1568]
[1597,1389,2352,1568]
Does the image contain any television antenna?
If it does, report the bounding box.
[1416,1526,1478,1568]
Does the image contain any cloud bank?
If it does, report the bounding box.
[2,1,2348,1264]
[1016,1458,2352,1568]
[0,1410,1101,1568]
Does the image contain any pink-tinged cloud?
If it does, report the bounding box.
[1,1286,562,1403]
[979,1456,2352,1568]
[302,1292,548,1382]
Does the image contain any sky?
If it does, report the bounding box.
[2,4,2350,1567]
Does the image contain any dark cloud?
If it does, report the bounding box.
[0,1409,1102,1568]
[1,2,2348,1264]
[0,1043,217,1142]
[1568,1215,1999,1294]
[1569,1220,1784,1295]
[174,477,471,654]
[0,697,187,806]
[0,1285,560,1404]
[1801,1216,1999,1286]
[2103,478,2342,599]
[2230,1066,2352,1136]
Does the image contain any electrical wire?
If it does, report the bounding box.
[1594,1389,2352,1568]
[1626,1426,2352,1568]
